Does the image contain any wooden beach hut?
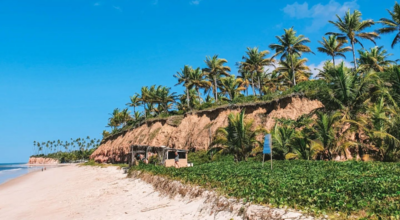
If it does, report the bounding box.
[129,145,188,168]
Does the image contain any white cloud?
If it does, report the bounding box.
[309,58,352,78]
[283,0,359,31]
[190,0,201,5]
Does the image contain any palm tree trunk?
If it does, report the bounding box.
[351,40,357,69]
[332,56,335,67]
[290,55,296,86]
[258,76,262,96]
[196,87,201,104]
[251,72,256,95]
[292,68,296,86]
[164,104,168,113]
[213,75,218,103]
[186,87,190,109]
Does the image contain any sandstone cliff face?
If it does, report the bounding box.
[91,95,323,163]
[28,157,59,164]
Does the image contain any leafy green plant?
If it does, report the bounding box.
[130,160,400,218]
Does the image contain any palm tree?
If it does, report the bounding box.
[286,130,323,160]
[219,75,246,101]
[202,55,231,103]
[269,27,313,86]
[126,94,141,115]
[237,70,251,96]
[317,35,352,66]
[272,122,296,159]
[361,98,400,161]
[312,111,342,160]
[133,111,143,122]
[377,2,400,48]
[328,9,379,69]
[261,70,284,94]
[209,109,263,161]
[108,108,122,130]
[178,88,200,111]
[276,54,311,87]
[151,86,177,114]
[140,86,150,119]
[119,108,132,127]
[358,46,394,72]
[189,67,211,104]
[239,47,274,95]
[174,65,192,109]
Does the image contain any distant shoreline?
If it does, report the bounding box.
[0,163,65,187]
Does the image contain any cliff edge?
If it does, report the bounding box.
[28,157,59,164]
[91,95,323,163]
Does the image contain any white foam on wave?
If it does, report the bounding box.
[0,168,23,174]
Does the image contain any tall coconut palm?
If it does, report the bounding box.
[358,46,394,72]
[119,108,131,127]
[377,2,400,48]
[126,94,141,115]
[189,67,211,104]
[317,35,352,66]
[239,47,274,95]
[140,86,150,119]
[254,71,272,96]
[237,70,251,96]
[108,108,122,130]
[151,86,177,113]
[209,109,263,161]
[326,61,377,111]
[276,54,311,87]
[174,65,192,109]
[269,28,313,86]
[202,55,231,103]
[177,88,200,111]
[261,70,284,94]
[328,9,379,69]
[219,75,245,101]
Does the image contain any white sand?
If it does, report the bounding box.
[0,165,240,220]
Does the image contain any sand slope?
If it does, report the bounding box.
[0,165,244,220]
[91,95,323,163]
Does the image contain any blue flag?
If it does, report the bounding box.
[263,134,272,154]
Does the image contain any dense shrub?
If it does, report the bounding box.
[130,160,400,218]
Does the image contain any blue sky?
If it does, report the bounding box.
[0,0,398,163]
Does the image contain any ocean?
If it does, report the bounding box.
[0,163,43,185]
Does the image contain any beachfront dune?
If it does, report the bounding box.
[0,165,310,220]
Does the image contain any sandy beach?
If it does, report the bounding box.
[0,165,242,220]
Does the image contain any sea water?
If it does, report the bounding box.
[0,163,43,185]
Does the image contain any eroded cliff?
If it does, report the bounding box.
[28,157,59,164]
[91,95,323,163]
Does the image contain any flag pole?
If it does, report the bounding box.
[270,137,273,170]
[262,153,265,167]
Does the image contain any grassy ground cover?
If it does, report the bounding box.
[129,160,400,219]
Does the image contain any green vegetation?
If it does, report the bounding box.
[209,109,263,161]
[130,160,400,219]
[187,150,234,166]
[31,137,100,162]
